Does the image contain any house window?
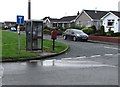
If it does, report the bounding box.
[107,19,114,27]
[53,23,57,27]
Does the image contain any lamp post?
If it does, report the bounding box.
[28,0,31,20]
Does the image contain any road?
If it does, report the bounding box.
[1,35,119,85]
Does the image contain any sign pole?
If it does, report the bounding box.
[16,15,24,53]
[17,25,21,54]
[53,39,55,51]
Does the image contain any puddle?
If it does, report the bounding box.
[27,59,116,68]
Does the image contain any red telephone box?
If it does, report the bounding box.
[51,30,57,40]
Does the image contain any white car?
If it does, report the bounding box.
[10,27,16,31]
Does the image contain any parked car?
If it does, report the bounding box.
[63,29,88,41]
[10,27,16,31]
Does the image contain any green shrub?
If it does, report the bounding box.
[90,25,96,33]
[82,27,94,35]
[44,25,51,30]
[113,32,120,37]
[106,28,114,36]
[43,29,50,34]
[95,25,106,36]
[69,23,82,30]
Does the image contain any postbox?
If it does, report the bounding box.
[26,20,43,51]
[51,30,57,40]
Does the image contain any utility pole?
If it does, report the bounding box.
[28,0,31,20]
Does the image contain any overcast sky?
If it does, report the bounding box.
[0,0,119,22]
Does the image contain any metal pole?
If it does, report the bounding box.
[53,39,55,51]
[28,0,31,20]
[17,25,21,54]
[18,34,20,54]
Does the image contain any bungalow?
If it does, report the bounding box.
[43,12,79,29]
[101,11,120,33]
[4,21,16,27]
[75,9,108,30]
[43,17,60,28]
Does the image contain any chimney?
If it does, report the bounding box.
[28,0,31,20]
[95,7,97,13]
[77,11,80,15]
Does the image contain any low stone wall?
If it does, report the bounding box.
[89,35,120,43]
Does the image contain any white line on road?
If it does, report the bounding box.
[42,60,116,68]
[104,54,114,56]
[61,56,87,60]
[74,56,87,59]
[91,55,101,58]
[104,46,119,50]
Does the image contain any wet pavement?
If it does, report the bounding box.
[2,57,118,85]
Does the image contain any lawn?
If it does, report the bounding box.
[1,30,68,60]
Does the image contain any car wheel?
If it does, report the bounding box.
[63,35,67,40]
[73,37,77,41]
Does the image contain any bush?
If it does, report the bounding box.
[95,26,106,36]
[82,27,94,35]
[43,29,50,34]
[106,28,114,37]
[113,32,120,37]
[44,25,51,30]
[90,25,96,33]
[69,23,82,30]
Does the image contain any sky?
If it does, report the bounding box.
[0,0,120,22]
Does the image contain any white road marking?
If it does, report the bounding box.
[104,54,114,56]
[91,55,101,58]
[39,58,116,68]
[62,58,73,60]
[61,56,87,60]
[73,56,87,59]
[20,53,118,68]
[104,46,119,50]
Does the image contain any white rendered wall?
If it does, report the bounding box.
[102,14,119,33]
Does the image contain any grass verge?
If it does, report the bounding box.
[2,30,68,60]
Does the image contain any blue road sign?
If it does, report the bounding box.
[17,15,24,25]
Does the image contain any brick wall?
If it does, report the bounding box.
[89,35,120,43]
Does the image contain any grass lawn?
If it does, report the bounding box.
[1,30,68,60]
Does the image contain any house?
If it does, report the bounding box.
[43,12,79,29]
[101,11,120,33]
[43,17,60,28]
[4,21,16,28]
[75,9,108,29]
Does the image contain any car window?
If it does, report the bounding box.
[75,31,83,34]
